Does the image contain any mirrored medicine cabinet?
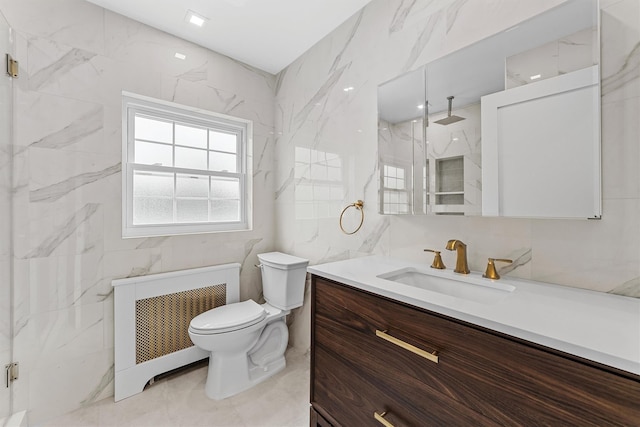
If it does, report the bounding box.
[377,0,601,219]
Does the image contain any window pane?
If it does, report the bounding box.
[133,171,174,197]
[176,174,208,198]
[210,131,237,153]
[135,116,172,143]
[177,199,208,223]
[133,197,173,224]
[175,146,207,170]
[211,177,239,199]
[209,152,237,173]
[134,140,173,166]
[176,124,207,149]
[210,200,240,222]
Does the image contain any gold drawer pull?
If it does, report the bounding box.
[376,330,439,364]
[374,411,395,427]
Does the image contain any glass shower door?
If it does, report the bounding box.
[0,9,12,422]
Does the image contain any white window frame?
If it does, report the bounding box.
[122,92,252,238]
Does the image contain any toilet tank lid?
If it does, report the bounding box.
[257,252,309,270]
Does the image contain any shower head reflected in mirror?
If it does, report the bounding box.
[434,96,465,125]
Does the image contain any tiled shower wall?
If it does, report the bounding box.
[277,0,640,351]
[0,0,277,423]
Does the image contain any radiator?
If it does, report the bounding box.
[112,263,240,401]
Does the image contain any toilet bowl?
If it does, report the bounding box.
[188,252,309,400]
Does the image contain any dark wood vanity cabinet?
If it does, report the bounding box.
[310,275,640,427]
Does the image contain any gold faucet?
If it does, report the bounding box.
[424,249,446,269]
[483,258,513,280]
[445,239,470,274]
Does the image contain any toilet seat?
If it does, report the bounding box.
[189,300,266,335]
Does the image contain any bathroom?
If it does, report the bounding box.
[0,0,638,425]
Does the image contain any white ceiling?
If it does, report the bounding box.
[86,0,373,74]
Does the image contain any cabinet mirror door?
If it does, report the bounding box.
[377,0,600,219]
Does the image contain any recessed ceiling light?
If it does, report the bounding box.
[530,74,542,80]
[417,104,424,109]
[343,86,354,92]
[186,10,207,27]
[174,52,187,60]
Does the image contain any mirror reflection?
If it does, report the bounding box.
[378,0,600,218]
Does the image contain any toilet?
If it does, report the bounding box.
[188,252,309,400]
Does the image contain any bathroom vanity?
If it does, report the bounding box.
[308,257,640,426]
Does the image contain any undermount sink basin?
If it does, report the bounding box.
[377,267,515,304]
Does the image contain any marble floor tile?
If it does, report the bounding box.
[38,349,310,427]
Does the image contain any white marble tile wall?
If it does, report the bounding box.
[0,0,277,423]
[275,0,640,351]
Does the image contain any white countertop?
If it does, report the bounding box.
[308,256,640,376]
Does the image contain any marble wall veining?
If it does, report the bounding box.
[0,0,277,423]
[275,0,640,351]
[0,0,638,423]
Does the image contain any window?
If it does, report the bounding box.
[122,93,252,237]
[380,163,410,214]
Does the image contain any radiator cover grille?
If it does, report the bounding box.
[135,284,226,364]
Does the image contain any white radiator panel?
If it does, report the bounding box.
[112,263,240,401]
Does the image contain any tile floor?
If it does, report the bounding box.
[39,349,310,427]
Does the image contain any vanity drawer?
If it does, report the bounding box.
[313,336,499,426]
[312,276,640,426]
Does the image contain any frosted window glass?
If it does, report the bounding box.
[210,131,237,153]
[176,174,208,198]
[134,140,173,166]
[209,152,237,173]
[175,146,207,170]
[211,177,239,199]
[177,199,208,222]
[135,116,172,143]
[176,124,207,149]
[210,200,240,221]
[133,171,174,197]
[133,198,173,224]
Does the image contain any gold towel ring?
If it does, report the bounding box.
[339,200,364,235]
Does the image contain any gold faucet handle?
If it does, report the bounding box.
[482,258,513,280]
[424,249,446,270]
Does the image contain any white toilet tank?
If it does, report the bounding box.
[257,252,309,310]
